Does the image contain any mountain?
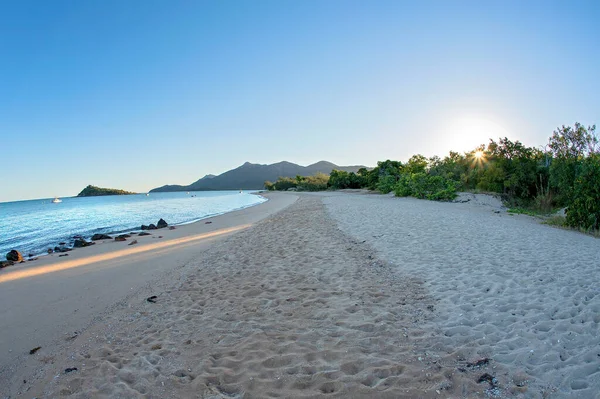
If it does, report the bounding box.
[150,161,366,192]
[77,185,136,197]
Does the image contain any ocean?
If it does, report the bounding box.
[0,191,267,257]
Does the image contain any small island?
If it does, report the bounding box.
[77,185,137,197]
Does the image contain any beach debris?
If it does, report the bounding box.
[147,296,158,303]
[467,358,490,369]
[157,218,168,229]
[59,254,69,257]
[74,238,95,248]
[64,367,78,373]
[169,226,176,230]
[91,233,112,241]
[29,346,41,355]
[0,260,15,268]
[115,236,127,242]
[477,373,499,391]
[205,221,212,224]
[6,249,23,262]
[138,232,151,236]
[128,240,138,246]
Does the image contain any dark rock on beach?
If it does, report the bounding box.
[157,218,168,229]
[148,224,157,230]
[54,246,72,253]
[6,250,23,262]
[138,232,151,236]
[91,234,112,241]
[73,239,95,248]
[141,225,149,230]
[115,236,127,242]
[0,260,15,268]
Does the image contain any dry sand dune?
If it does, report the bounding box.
[24,196,488,398]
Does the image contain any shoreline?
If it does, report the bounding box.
[0,192,297,397]
[1,192,269,261]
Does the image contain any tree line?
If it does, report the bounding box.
[265,123,599,231]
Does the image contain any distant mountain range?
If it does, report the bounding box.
[150,161,366,192]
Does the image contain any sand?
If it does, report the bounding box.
[3,191,598,398]
[0,193,297,397]
[322,191,600,398]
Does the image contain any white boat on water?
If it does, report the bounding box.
[52,197,62,203]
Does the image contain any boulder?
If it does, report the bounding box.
[6,250,23,262]
[157,218,168,229]
[138,232,151,236]
[148,224,157,230]
[115,236,127,242]
[141,225,149,230]
[74,239,95,248]
[91,233,112,241]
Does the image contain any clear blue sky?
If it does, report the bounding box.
[1,0,598,202]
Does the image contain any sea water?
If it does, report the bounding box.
[0,191,266,257]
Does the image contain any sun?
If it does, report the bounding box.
[474,150,484,159]
[441,115,512,153]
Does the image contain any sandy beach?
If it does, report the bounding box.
[2,191,599,398]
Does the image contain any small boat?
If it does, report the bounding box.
[52,197,62,203]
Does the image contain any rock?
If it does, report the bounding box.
[59,254,69,257]
[115,236,127,242]
[0,260,15,268]
[64,367,78,373]
[29,346,41,355]
[148,224,157,230]
[47,248,54,254]
[141,225,149,230]
[27,253,34,258]
[138,232,151,236]
[157,218,168,229]
[54,246,72,253]
[91,234,112,241]
[6,250,23,262]
[73,239,94,248]
[120,234,131,238]
[168,226,176,230]
[128,240,138,246]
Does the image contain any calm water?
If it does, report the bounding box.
[0,191,266,257]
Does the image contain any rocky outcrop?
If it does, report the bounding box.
[6,250,23,262]
[91,233,112,241]
[0,260,15,268]
[73,239,95,248]
[157,218,168,229]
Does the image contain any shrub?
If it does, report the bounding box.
[394,173,457,201]
[298,173,329,191]
[566,154,600,230]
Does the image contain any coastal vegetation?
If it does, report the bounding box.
[266,123,599,232]
[77,185,136,197]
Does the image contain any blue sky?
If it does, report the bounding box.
[1,0,598,201]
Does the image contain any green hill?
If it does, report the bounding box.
[77,185,136,197]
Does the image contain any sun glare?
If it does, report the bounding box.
[441,115,512,153]
[474,150,484,159]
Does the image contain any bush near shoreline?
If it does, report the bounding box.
[265,123,599,232]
